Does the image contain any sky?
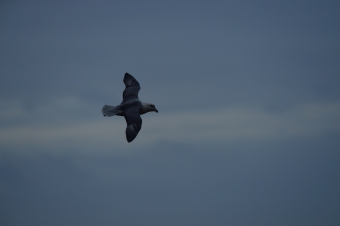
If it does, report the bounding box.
[1,0,340,225]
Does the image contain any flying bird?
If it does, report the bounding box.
[102,73,158,142]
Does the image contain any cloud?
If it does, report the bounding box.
[1,97,339,153]
[142,101,340,144]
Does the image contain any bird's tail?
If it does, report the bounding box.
[102,105,121,117]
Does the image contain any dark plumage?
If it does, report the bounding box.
[102,73,158,142]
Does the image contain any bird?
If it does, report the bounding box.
[102,73,158,143]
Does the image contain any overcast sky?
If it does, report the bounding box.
[1,0,340,225]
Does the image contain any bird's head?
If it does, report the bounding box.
[141,102,158,114]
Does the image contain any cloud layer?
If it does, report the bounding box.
[1,98,339,152]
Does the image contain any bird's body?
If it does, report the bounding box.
[102,73,158,142]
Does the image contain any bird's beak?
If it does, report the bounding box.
[155,108,158,113]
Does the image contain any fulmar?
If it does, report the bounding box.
[102,73,158,143]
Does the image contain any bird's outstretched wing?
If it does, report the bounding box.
[124,107,142,143]
[122,73,140,103]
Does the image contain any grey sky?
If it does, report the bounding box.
[1,0,340,225]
